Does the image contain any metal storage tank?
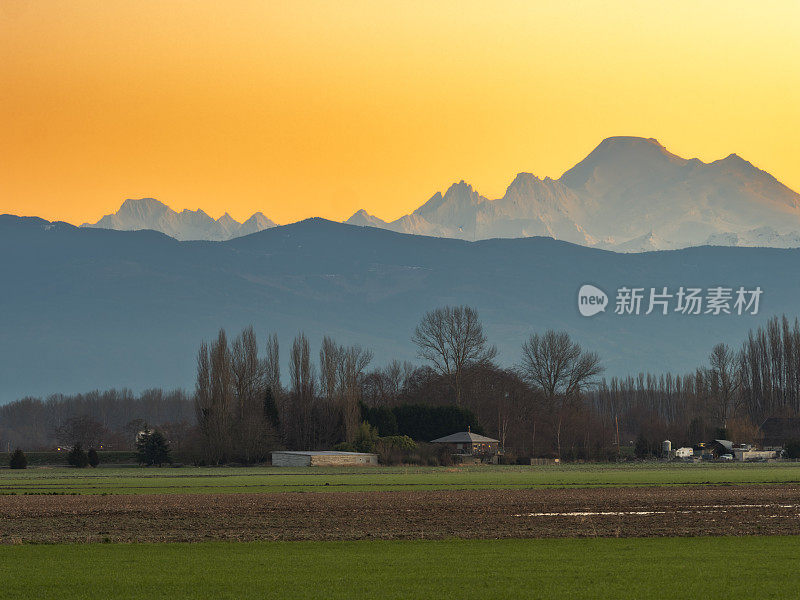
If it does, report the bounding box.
[662,440,672,454]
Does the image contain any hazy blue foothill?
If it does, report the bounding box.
[1,214,798,403]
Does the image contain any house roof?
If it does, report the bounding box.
[430,431,499,444]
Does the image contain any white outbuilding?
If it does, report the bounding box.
[271,450,378,467]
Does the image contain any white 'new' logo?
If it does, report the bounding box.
[578,284,608,317]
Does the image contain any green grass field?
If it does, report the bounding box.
[2,536,798,599]
[2,461,800,494]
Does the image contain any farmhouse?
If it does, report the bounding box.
[271,450,378,467]
[431,428,500,458]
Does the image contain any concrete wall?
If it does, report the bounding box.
[271,452,312,467]
[734,450,778,461]
[271,452,378,467]
[309,454,378,466]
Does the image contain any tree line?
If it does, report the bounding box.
[0,388,193,452]
[591,315,800,456]
[3,309,800,463]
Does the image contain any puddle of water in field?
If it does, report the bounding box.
[516,510,668,517]
[513,504,800,518]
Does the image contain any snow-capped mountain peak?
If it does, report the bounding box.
[343,136,800,251]
[82,199,277,241]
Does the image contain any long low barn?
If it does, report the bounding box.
[271,450,379,467]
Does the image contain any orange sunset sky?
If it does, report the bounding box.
[2,1,799,226]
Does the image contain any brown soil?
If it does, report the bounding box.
[3,486,800,544]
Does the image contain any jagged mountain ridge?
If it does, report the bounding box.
[77,138,800,248]
[347,137,800,250]
[82,198,276,241]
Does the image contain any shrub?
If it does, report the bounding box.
[353,422,380,453]
[378,446,403,465]
[67,443,89,468]
[380,435,416,452]
[9,448,27,469]
[436,444,454,466]
[785,440,800,459]
[87,447,100,468]
[405,442,430,466]
[634,434,652,459]
[333,442,357,452]
[498,452,517,465]
[376,435,417,465]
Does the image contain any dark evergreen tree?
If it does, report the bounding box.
[390,404,483,441]
[263,388,280,430]
[360,403,398,436]
[136,427,172,466]
[9,447,27,469]
[785,440,800,459]
[634,434,651,459]
[67,443,89,468]
[87,447,100,468]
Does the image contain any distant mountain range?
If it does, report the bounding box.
[76,137,800,251]
[348,137,800,251]
[82,198,276,241]
[1,214,799,403]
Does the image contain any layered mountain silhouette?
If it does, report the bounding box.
[82,198,276,241]
[1,214,798,402]
[348,137,800,251]
[78,138,800,250]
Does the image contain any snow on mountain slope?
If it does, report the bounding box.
[239,212,278,236]
[83,198,276,241]
[560,138,800,246]
[704,227,800,249]
[346,209,389,229]
[81,138,800,249]
[346,137,800,251]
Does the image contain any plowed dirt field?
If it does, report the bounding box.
[4,485,800,543]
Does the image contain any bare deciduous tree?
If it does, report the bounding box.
[520,330,603,398]
[194,327,278,464]
[230,326,270,462]
[319,336,341,403]
[519,330,603,458]
[317,337,373,443]
[318,336,344,444]
[362,360,416,406]
[54,415,106,449]
[193,330,235,463]
[707,342,741,430]
[338,344,373,442]
[264,333,281,395]
[412,306,496,405]
[288,332,315,449]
